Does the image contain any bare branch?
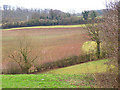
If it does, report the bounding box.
[31,56,38,63]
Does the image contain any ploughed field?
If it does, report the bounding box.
[2,27,89,70]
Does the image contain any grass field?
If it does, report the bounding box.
[41,59,109,74]
[2,59,109,88]
[2,27,90,72]
[2,24,86,31]
[2,74,94,88]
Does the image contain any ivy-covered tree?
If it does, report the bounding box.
[86,23,102,59]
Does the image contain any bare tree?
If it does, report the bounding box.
[8,40,38,74]
[90,1,119,88]
[101,1,119,59]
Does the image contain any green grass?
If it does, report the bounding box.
[2,24,85,31]
[42,59,109,74]
[2,74,94,88]
[2,59,109,88]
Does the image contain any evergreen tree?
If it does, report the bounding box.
[82,11,89,20]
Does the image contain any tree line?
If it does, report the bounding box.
[1,5,104,29]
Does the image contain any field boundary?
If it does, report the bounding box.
[2,24,86,31]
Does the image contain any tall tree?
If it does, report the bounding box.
[90,11,97,20]
[86,22,102,59]
[101,1,119,59]
[82,11,89,20]
[92,1,119,88]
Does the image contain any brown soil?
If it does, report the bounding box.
[2,27,90,70]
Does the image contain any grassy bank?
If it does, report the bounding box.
[41,59,109,74]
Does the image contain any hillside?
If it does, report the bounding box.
[41,59,109,74]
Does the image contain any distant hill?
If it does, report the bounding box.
[95,9,106,16]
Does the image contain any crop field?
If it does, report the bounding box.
[2,26,90,71]
[3,24,86,31]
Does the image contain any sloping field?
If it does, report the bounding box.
[41,59,109,74]
[2,27,90,71]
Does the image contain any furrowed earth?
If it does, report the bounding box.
[2,27,90,70]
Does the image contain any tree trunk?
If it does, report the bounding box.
[97,41,100,59]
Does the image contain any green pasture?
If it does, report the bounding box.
[2,74,94,88]
[2,24,85,31]
[2,59,110,88]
